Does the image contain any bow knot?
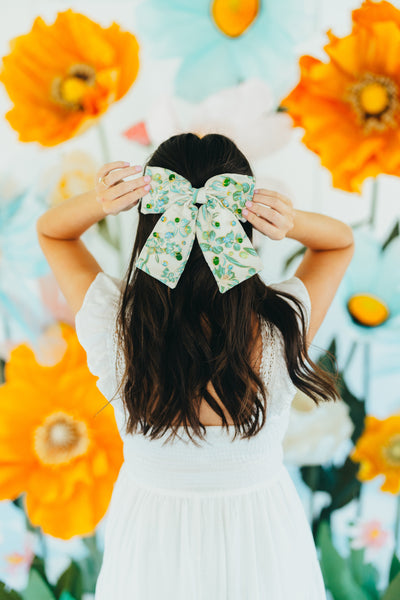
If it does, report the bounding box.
[135,167,263,293]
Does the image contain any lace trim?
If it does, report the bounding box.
[259,319,276,388]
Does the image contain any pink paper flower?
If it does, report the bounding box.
[347,518,393,561]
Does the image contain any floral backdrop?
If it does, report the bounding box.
[0,1,399,599]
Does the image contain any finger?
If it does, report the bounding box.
[103,164,142,187]
[97,161,131,180]
[246,202,286,228]
[252,193,289,215]
[102,186,150,215]
[254,188,292,206]
[243,210,284,240]
[103,176,151,201]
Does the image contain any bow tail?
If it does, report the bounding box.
[196,205,264,294]
[135,201,197,289]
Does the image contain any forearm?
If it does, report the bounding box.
[286,209,354,250]
[36,189,105,240]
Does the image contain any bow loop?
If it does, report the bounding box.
[135,167,263,293]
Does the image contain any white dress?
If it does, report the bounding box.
[75,272,327,600]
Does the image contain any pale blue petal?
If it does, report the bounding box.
[135,0,316,100]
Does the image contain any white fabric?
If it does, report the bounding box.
[75,272,326,600]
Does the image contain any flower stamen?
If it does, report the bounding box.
[51,64,96,110]
[382,434,400,467]
[34,411,89,465]
[346,73,399,134]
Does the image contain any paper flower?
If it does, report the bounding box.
[347,518,393,562]
[0,188,53,344]
[124,79,293,160]
[39,150,100,207]
[350,414,400,494]
[0,503,36,591]
[0,9,140,146]
[0,323,123,539]
[135,0,314,102]
[282,390,354,466]
[281,0,400,192]
[334,230,400,344]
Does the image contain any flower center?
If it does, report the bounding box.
[346,73,399,133]
[34,411,89,465]
[51,64,96,110]
[211,0,259,38]
[360,82,389,115]
[347,293,390,327]
[382,434,400,467]
[369,527,381,539]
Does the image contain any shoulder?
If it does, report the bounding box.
[268,275,311,332]
[74,271,124,352]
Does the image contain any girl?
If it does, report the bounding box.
[37,133,354,599]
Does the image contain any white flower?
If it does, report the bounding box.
[124,79,293,160]
[282,390,354,466]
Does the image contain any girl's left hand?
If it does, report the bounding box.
[95,161,151,215]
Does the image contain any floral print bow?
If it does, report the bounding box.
[135,167,263,293]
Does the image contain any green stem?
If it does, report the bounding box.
[369,178,379,228]
[395,494,400,554]
[343,340,358,376]
[363,342,370,406]
[308,466,319,525]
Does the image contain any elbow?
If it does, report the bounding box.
[342,224,355,250]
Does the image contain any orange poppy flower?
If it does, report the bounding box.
[350,414,400,494]
[281,0,400,193]
[0,9,140,146]
[0,323,123,539]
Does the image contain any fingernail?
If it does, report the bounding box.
[144,175,151,182]
[245,200,253,207]
[242,208,248,216]
[144,184,151,191]
[135,165,142,172]
[254,189,260,194]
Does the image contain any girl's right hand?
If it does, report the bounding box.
[242,188,295,240]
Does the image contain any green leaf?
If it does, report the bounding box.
[389,553,400,583]
[55,562,82,600]
[20,570,55,600]
[242,246,258,256]
[381,221,399,252]
[29,555,47,583]
[223,254,246,267]
[349,548,379,599]
[317,520,370,600]
[0,581,23,600]
[381,572,400,600]
[59,593,77,600]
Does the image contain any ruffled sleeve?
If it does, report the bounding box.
[268,275,311,334]
[74,271,127,431]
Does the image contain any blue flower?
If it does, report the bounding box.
[335,230,400,344]
[136,0,314,102]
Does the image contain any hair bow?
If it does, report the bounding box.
[135,167,263,293]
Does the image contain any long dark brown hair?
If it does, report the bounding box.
[111,133,339,446]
